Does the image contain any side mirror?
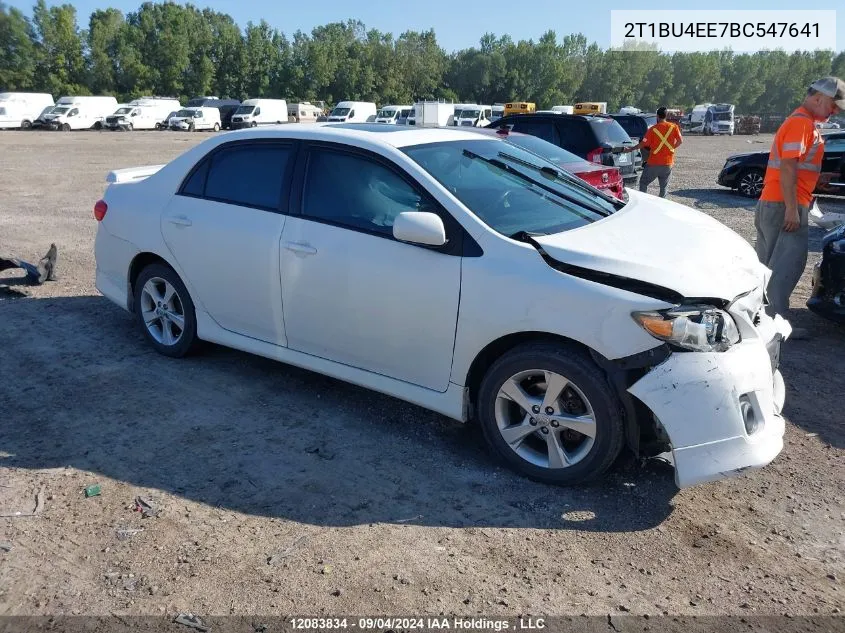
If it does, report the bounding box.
[392,211,447,247]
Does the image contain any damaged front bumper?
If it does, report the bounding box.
[628,305,791,489]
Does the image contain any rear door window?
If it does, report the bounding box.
[509,119,560,146]
[556,120,593,155]
[189,143,293,210]
[589,119,632,145]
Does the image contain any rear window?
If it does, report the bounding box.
[589,119,632,144]
[187,143,293,210]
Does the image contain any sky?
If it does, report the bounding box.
[6,0,843,54]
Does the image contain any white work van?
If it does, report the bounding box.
[375,105,412,124]
[230,99,288,129]
[105,98,181,131]
[551,105,574,114]
[44,96,118,130]
[453,105,492,127]
[327,101,377,123]
[288,102,323,123]
[0,92,54,129]
[167,107,221,131]
[408,101,454,127]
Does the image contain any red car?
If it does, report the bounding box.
[468,127,625,200]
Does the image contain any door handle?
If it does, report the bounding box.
[284,241,317,255]
[168,215,192,227]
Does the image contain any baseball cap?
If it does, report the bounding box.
[809,76,845,109]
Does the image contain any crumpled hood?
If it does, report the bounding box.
[533,189,768,301]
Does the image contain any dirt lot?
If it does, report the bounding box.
[0,130,843,622]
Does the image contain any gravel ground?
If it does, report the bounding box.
[0,130,843,621]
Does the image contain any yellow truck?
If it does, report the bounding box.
[504,102,536,116]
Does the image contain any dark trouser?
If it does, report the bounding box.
[754,200,809,318]
[639,164,672,197]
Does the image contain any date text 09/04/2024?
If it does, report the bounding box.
[624,22,819,39]
[289,617,547,630]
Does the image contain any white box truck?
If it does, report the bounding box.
[327,101,378,123]
[105,97,181,131]
[0,92,54,129]
[408,101,454,128]
[375,105,412,124]
[44,96,119,130]
[230,99,288,129]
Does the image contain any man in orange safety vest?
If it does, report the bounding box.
[622,106,683,198]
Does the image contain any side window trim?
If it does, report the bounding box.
[175,139,298,214]
[294,141,468,256]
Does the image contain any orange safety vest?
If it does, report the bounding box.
[759,107,824,207]
[643,121,682,167]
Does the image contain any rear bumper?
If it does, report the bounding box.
[94,228,138,312]
[628,312,791,488]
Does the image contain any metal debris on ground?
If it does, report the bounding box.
[115,528,144,541]
[267,535,308,565]
[174,613,210,632]
[0,487,46,518]
[84,484,101,498]
[134,495,159,518]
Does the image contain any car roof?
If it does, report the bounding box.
[212,122,495,149]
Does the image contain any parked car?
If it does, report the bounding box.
[157,111,178,130]
[0,92,54,130]
[808,221,845,324]
[168,107,221,132]
[470,127,625,200]
[230,99,288,129]
[717,131,845,198]
[488,113,639,183]
[43,95,118,131]
[94,123,790,490]
[186,97,240,130]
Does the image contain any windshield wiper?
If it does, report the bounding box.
[462,150,611,219]
[498,151,622,207]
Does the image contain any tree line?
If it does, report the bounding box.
[2,0,845,114]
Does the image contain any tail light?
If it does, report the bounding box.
[586,147,605,164]
[94,199,108,221]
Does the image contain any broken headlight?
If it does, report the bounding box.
[632,305,741,352]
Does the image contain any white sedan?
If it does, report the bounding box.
[94,123,791,488]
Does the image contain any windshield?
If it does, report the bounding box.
[715,112,732,121]
[234,105,254,115]
[460,110,480,119]
[115,107,132,115]
[331,107,351,117]
[403,139,621,237]
[53,107,70,114]
[175,109,193,117]
[377,109,397,118]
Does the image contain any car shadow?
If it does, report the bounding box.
[0,295,678,533]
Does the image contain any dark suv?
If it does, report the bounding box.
[488,113,638,182]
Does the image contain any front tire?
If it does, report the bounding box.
[61,123,70,132]
[737,168,764,198]
[20,120,32,130]
[476,342,624,485]
[133,264,198,358]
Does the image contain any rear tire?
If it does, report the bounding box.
[133,264,198,358]
[20,120,31,130]
[213,123,220,132]
[476,342,625,486]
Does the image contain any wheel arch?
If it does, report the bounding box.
[127,252,180,313]
[463,331,671,456]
